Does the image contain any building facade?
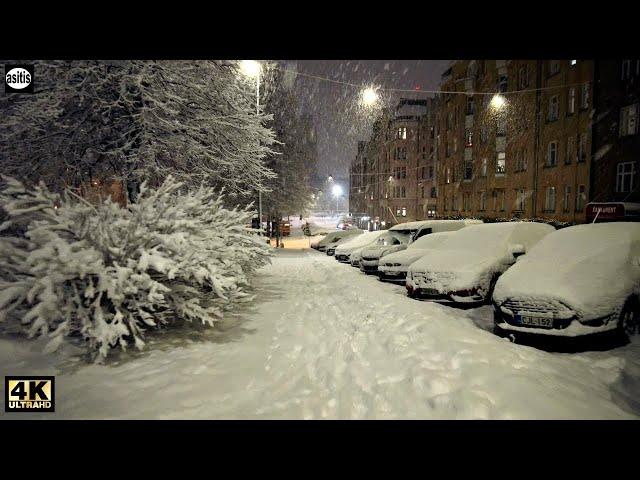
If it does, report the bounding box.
[348,98,435,229]
[436,59,593,223]
[350,59,640,228]
[590,59,640,205]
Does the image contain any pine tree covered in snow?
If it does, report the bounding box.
[0,175,271,360]
[0,61,277,198]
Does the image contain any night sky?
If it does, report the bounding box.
[290,60,451,180]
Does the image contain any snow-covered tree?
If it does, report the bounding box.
[0,175,271,360]
[259,65,318,219]
[0,61,277,198]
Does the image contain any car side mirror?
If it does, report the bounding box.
[509,243,526,258]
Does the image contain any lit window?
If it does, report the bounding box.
[616,162,636,193]
[570,59,577,66]
[397,127,407,139]
[496,152,506,174]
[401,207,407,217]
[620,104,639,136]
[545,186,556,212]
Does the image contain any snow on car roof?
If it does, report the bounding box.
[408,231,455,249]
[336,230,385,248]
[439,221,555,252]
[389,219,480,231]
[524,222,640,260]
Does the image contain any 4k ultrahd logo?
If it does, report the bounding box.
[4,64,34,93]
[5,376,55,412]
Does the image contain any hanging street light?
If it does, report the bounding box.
[361,87,379,108]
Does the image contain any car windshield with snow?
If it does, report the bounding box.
[315,229,363,252]
[334,230,386,264]
[378,231,456,283]
[406,222,555,305]
[359,219,482,275]
[492,222,640,339]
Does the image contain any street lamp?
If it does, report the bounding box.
[332,184,343,214]
[239,60,264,232]
[361,87,379,108]
[489,93,507,110]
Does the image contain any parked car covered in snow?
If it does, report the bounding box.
[378,231,455,282]
[492,222,640,340]
[334,230,386,264]
[359,219,482,275]
[315,229,363,252]
[406,222,555,305]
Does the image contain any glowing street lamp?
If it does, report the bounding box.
[490,93,507,110]
[361,87,379,108]
[332,184,343,214]
[239,60,261,79]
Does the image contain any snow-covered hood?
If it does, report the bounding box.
[493,247,640,318]
[409,249,513,291]
[360,244,407,260]
[380,248,430,267]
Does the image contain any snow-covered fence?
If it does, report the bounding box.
[0,175,271,361]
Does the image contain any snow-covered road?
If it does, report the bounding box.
[2,249,640,419]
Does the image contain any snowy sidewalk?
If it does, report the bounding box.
[2,249,640,419]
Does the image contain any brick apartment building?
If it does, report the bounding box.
[350,59,639,228]
[437,59,594,223]
[348,98,436,229]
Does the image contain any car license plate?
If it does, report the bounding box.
[516,314,553,328]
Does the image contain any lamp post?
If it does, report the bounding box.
[239,60,263,233]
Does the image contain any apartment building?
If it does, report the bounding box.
[436,59,594,223]
[349,99,435,229]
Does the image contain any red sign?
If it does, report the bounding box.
[586,203,624,221]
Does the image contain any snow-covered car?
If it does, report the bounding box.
[492,222,640,340]
[334,230,386,264]
[406,222,555,305]
[316,229,363,252]
[359,219,482,275]
[378,231,455,283]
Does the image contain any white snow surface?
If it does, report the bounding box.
[1,249,639,419]
[493,222,640,319]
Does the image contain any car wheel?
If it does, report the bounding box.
[618,296,640,338]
